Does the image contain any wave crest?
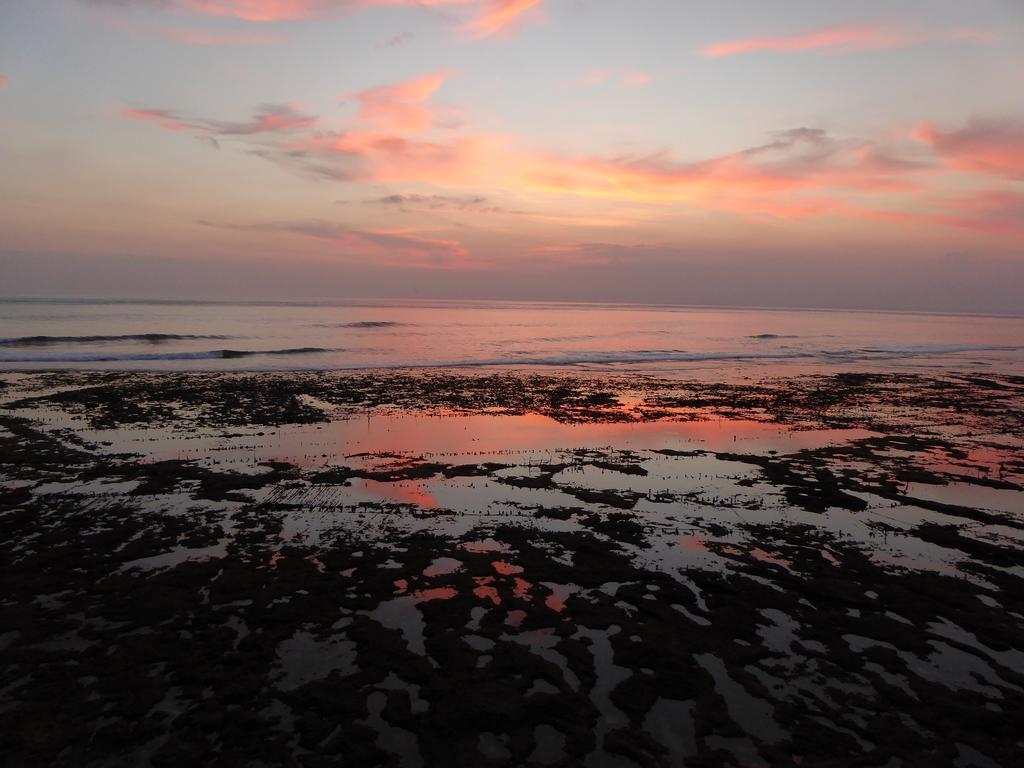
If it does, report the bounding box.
[0,347,336,363]
[0,333,232,347]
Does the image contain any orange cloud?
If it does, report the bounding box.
[461,0,544,40]
[914,117,1024,180]
[516,128,930,203]
[346,71,453,133]
[128,91,1020,244]
[277,124,935,228]
[293,123,905,197]
[701,23,997,57]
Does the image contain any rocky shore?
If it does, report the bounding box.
[1,370,1022,767]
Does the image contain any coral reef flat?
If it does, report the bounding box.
[1,370,1023,767]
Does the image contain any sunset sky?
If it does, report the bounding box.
[1,1,1023,311]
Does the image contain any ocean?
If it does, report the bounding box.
[1,298,1022,375]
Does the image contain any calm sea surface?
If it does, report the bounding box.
[1,299,1022,376]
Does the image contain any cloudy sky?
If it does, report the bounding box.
[1,1,1022,311]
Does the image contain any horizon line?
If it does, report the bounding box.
[1,295,1021,321]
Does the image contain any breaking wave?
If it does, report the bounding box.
[0,333,232,346]
[0,347,336,363]
[316,321,409,329]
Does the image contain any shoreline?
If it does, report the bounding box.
[2,369,1023,766]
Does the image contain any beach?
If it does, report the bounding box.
[2,366,1022,767]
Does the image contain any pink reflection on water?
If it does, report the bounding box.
[330,412,785,456]
[542,583,577,613]
[513,577,532,600]
[473,576,501,605]
[250,409,878,470]
[677,535,708,551]
[712,543,793,570]
[749,548,793,569]
[264,551,286,570]
[349,478,439,508]
[413,587,458,602]
[492,560,524,576]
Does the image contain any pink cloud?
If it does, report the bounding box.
[0,75,8,88]
[703,25,909,57]
[914,117,1024,180]
[126,90,1022,245]
[171,1,470,22]
[516,127,932,203]
[460,0,544,40]
[701,23,997,57]
[188,1,330,20]
[295,129,500,185]
[345,71,453,133]
[91,0,534,33]
[127,96,942,213]
[284,123,933,217]
[89,0,544,40]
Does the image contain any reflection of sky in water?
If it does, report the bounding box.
[45,410,880,467]
[6,365,1023,768]
[15,403,1022,587]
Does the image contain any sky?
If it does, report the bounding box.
[1,0,1023,312]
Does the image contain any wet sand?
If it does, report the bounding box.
[1,369,1023,767]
